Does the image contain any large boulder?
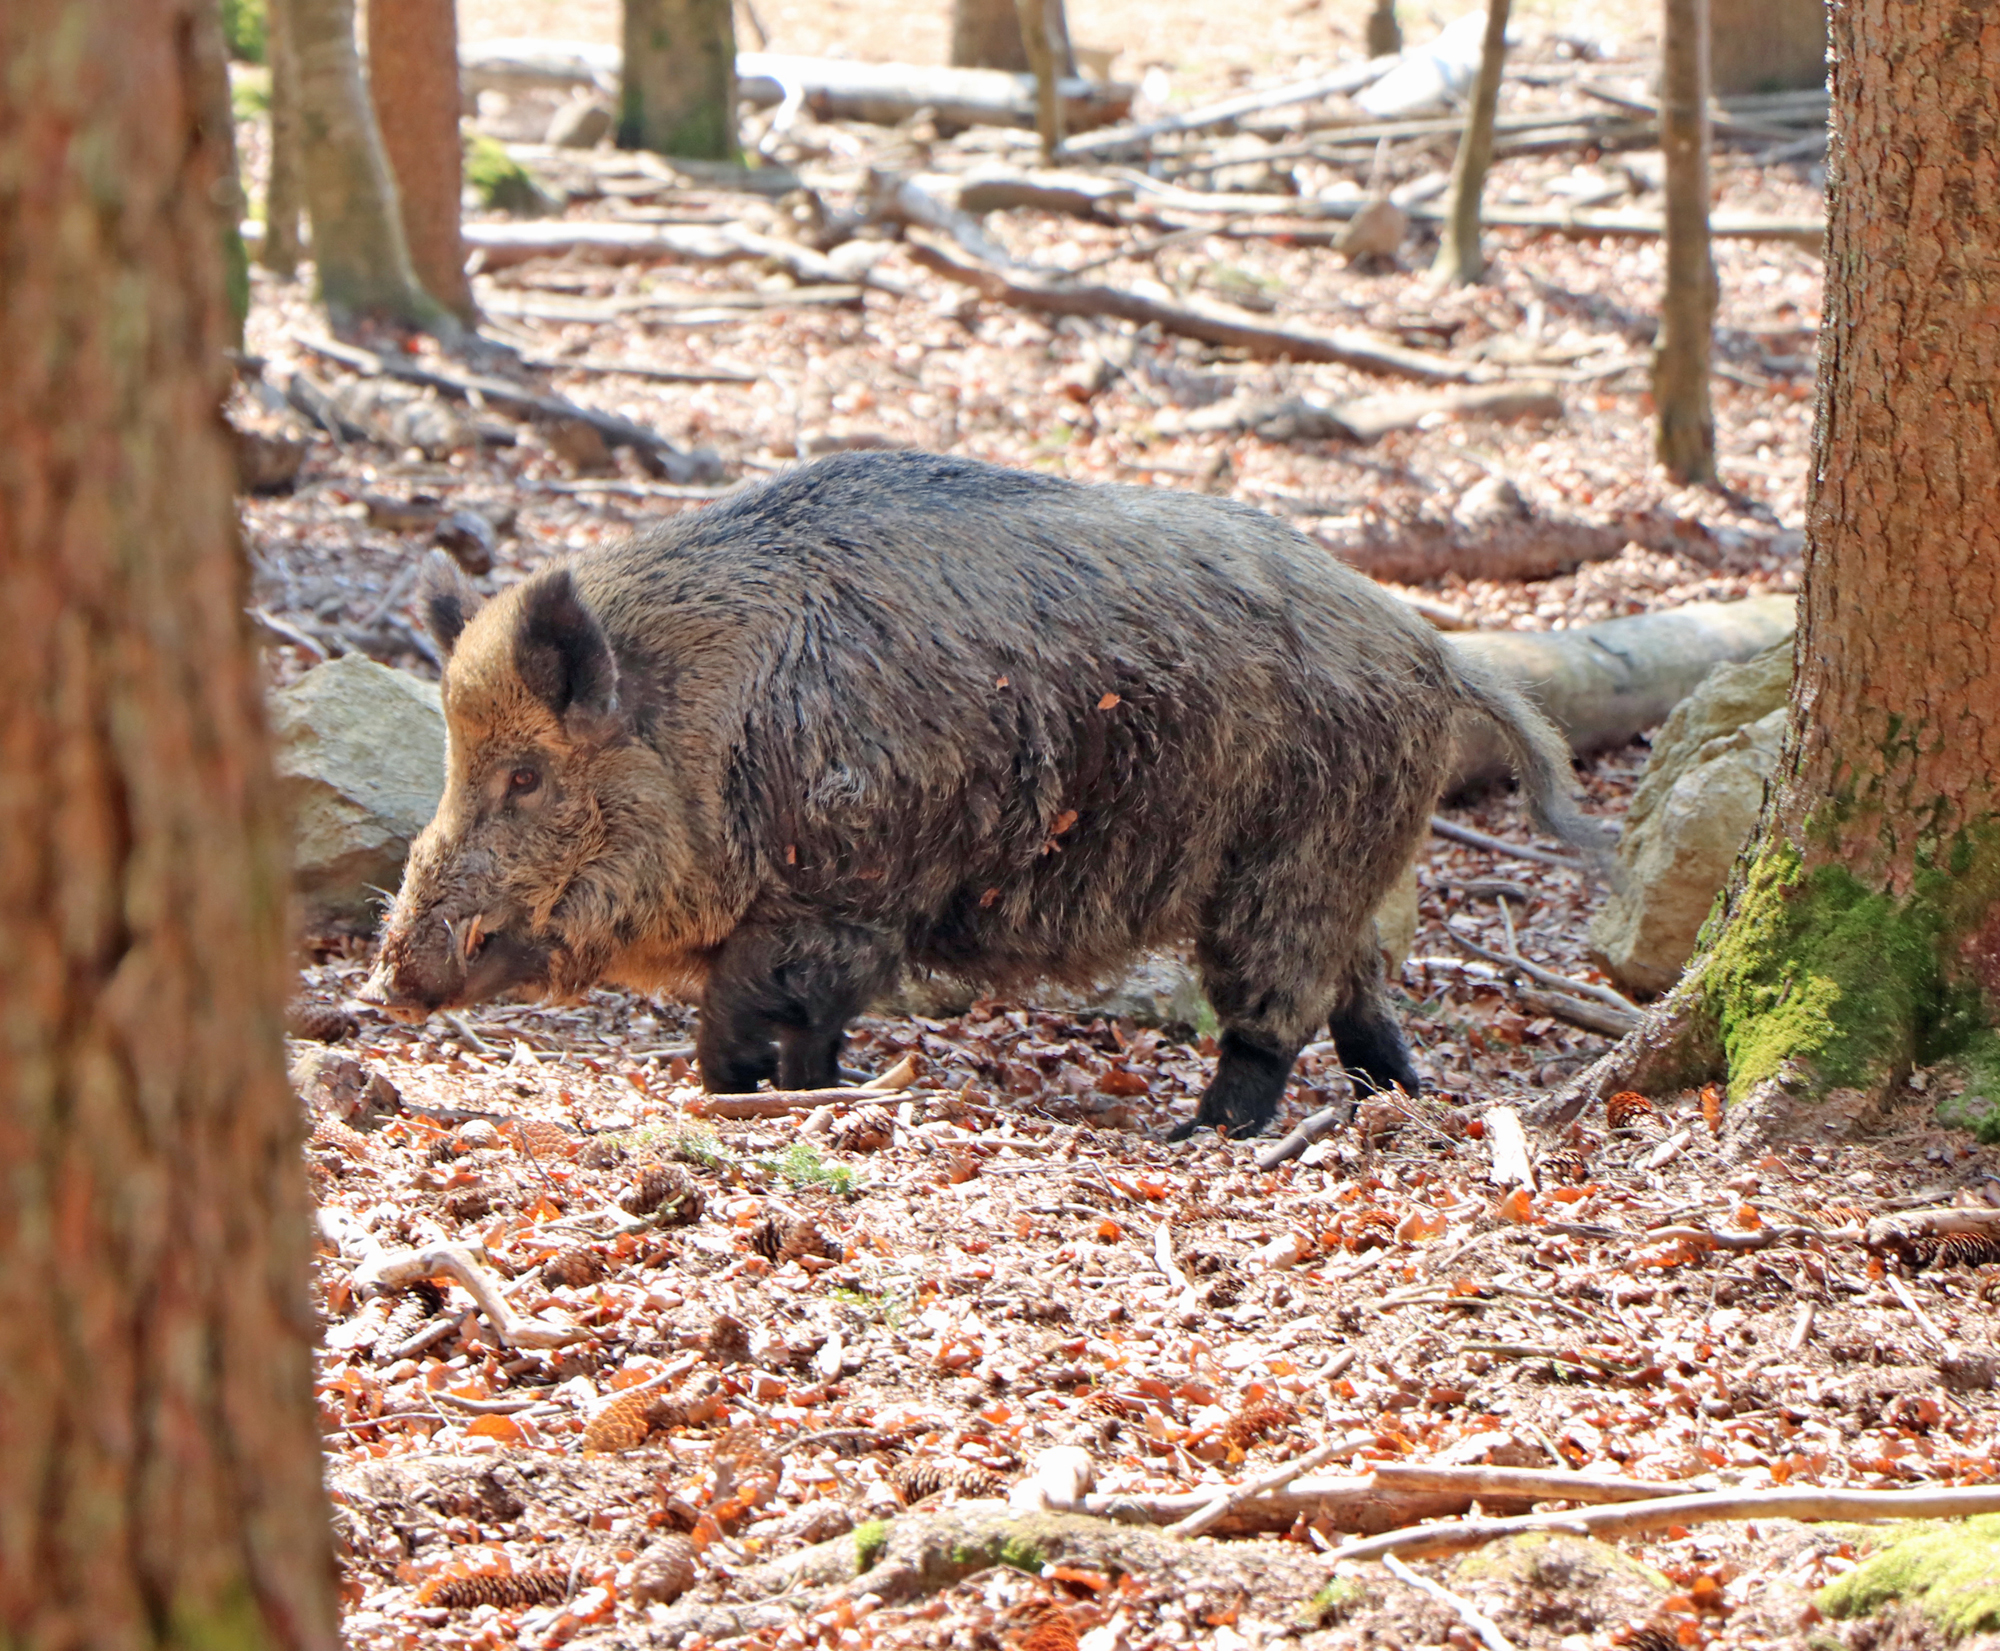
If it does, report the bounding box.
[271,656,446,930]
[1589,641,1793,994]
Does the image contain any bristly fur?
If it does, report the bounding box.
[368,451,1597,1138]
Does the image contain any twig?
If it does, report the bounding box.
[1646,1221,1820,1253]
[1369,1463,1679,1503]
[383,1311,469,1362]
[430,1390,556,1416]
[1328,1484,2000,1566]
[443,1011,497,1057]
[690,1079,914,1117]
[1485,1104,1535,1191]
[354,1243,585,1349]
[1641,1127,1694,1171]
[1382,1553,1517,1651]
[1445,921,1641,1023]
[1885,1273,1952,1352]
[1165,1439,1347,1539]
[1460,1341,1642,1377]
[1254,1102,1351,1170]
[1430,815,1583,870]
[1062,56,1398,158]
[1784,1301,1816,1355]
[247,606,333,660]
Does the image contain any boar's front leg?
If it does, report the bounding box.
[697,923,901,1093]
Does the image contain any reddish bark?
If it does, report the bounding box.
[366,0,474,321]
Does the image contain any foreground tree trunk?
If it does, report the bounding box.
[1653,0,1717,482]
[0,0,339,1646]
[619,0,738,160]
[1562,0,2000,1146]
[1430,0,1511,285]
[284,0,448,327]
[366,0,475,321]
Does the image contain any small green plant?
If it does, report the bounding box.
[764,1140,859,1196]
[853,1520,891,1572]
[464,135,558,216]
[997,1533,1046,1574]
[1297,1577,1366,1627]
[667,1123,733,1171]
[221,0,266,63]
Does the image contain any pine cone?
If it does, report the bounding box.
[541,1245,606,1289]
[1918,1230,2000,1268]
[311,1116,372,1160]
[287,1001,357,1043]
[629,1536,697,1605]
[577,1136,629,1170]
[832,1105,895,1153]
[622,1161,704,1224]
[511,1119,576,1161]
[1613,1626,1679,1651]
[1222,1400,1296,1451]
[751,1215,836,1265]
[441,1186,494,1223]
[704,1313,751,1366]
[583,1386,663,1454]
[1536,1148,1592,1186]
[889,1456,1005,1504]
[1605,1092,1659,1132]
[380,1281,448,1349]
[425,1569,568,1611]
[1016,1605,1082,1651]
[1201,1268,1247,1309]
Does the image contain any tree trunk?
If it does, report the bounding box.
[1429,0,1511,285]
[1559,0,2000,1147]
[263,0,305,275]
[1653,0,1716,483]
[1712,0,1827,95]
[1366,0,1402,59]
[192,0,251,341]
[285,0,448,328]
[950,0,1072,77]
[0,0,339,1645]
[366,0,473,321]
[619,0,738,160]
[1013,0,1066,159]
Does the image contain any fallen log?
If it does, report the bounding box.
[1446,595,1796,782]
[456,40,1132,131]
[1061,54,1401,158]
[458,219,908,295]
[1303,509,1713,587]
[907,236,1472,381]
[295,336,724,484]
[1158,382,1562,443]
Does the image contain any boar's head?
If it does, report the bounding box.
[361,553,708,1020]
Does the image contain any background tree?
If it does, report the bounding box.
[366,0,475,321]
[1365,0,1401,59]
[1565,0,2000,1143]
[1653,0,1716,483]
[1712,0,1828,94]
[949,0,1073,76]
[620,0,738,160]
[1430,0,1510,286]
[283,0,447,326]
[0,0,339,1644]
[262,0,305,275]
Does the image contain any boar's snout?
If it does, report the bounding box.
[361,899,554,1022]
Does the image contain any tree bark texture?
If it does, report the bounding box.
[366,0,474,321]
[1560,0,2000,1144]
[0,0,340,1647]
[1430,0,1511,285]
[262,0,306,275]
[285,0,445,326]
[191,0,250,340]
[619,0,738,160]
[1711,0,1828,94]
[950,0,1073,77]
[1013,0,1067,159]
[1653,0,1717,483]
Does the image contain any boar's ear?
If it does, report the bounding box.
[513,568,618,719]
[420,550,484,658]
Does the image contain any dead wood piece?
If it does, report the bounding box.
[1446,924,1640,1026]
[688,1081,913,1118]
[906,237,1470,382]
[1166,1439,1348,1539]
[1063,57,1399,158]
[1484,1104,1535,1191]
[353,1243,584,1349]
[1079,1477,1488,1535]
[485,286,864,325]
[1430,817,1582,871]
[1516,987,1638,1040]
[1413,201,1824,250]
[1369,1464,1679,1504]
[1254,1102,1351,1170]
[296,335,724,485]
[1885,1273,1953,1351]
[1865,1204,2000,1254]
[946,167,1136,218]
[1328,1485,2000,1566]
[1332,381,1563,441]
[1383,1553,1518,1651]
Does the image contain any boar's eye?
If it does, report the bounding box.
[507,765,542,798]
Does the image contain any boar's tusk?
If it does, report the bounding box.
[459,913,487,961]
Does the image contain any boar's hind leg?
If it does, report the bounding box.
[1326,946,1420,1098]
[697,923,900,1094]
[1165,1030,1300,1143]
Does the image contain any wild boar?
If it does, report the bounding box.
[364,451,1599,1139]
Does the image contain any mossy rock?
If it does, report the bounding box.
[464,135,560,216]
[1453,1531,1670,1593]
[1819,1516,2000,1638]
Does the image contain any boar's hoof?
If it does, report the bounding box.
[1166,1033,1292,1143]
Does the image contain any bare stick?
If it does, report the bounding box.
[1485,1104,1535,1191]
[1429,816,1583,870]
[689,1082,912,1117]
[1254,1102,1350,1170]
[355,1244,584,1349]
[1784,1301,1815,1356]
[1383,1553,1517,1651]
[1165,1439,1347,1539]
[1885,1273,1952,1352]
[1446,921,1641,1022]
[1370,1463,1679,1504]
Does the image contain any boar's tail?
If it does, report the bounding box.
[1449,656,1617,871]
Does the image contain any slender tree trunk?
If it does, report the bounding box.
[0,0,339,1646]
[192,0,251,341]
[1430,0,1511,285]
[619,0,738,161]
[285,0,447,328]
[1712,0,1828,94]
[1653,0,1717,483]
[366,0,475,321]
[263,0,305,275]
[950,0,1073,76]
[1013,0,1067,160]
[1366,0,1403,59]
[1557,0,2000,1148]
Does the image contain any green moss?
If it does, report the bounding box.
[853,1520,891,1572]
[1297,1577,1367,1627]
[1819,1516,2000,1637]
[997,1533,1046,1573]
[464,136,558,216]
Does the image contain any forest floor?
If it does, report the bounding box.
[240,3,2000,1649]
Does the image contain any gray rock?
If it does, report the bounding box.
[547,96,614,148]
[1590,640,1793,994]
[271,656,445,929]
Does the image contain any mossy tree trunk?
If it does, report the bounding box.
[619,0,738,161]
[0,0,340,1645]
[1653,0,1716,483]
[1429,0,1511,286]
[366,0,475,321]
[283,0,448,328]
[1565,0,2000,1145]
